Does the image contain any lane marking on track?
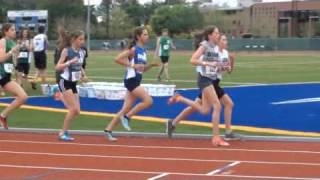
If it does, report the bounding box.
[0,150,320,166]
[147,173,170,180]
[0,164,318,180]
[206,161,241,175]
[1,139,320,155]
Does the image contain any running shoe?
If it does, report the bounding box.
[166,119,176,138]
[59,131,75,141]
[224,132,241,141]
[167,92,181,105]
[104,130,118,142]
[120,115,131,131]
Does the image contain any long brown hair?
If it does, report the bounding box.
[57,26,70,50]
[193,26,218,50]
[59,30,84,49]
[128,26,146,49]
[1,23,14,38]
[69,30,85,44]
[18,28,31,40]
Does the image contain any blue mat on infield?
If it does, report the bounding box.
[1,83,320,133]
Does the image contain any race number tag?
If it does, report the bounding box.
[72,71,81,81]
[205,66,218,75]
[18,52,28,58]
[4,63,14,73]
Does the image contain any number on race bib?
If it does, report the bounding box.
[4,63,14,73]
[72,71,81,81]
[205,66,217,75]
[19,52,28,58]
[163,44,169,50]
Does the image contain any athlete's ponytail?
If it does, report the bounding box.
[193,31,204,50]
[57,26,70,50]
[128,26,145,49]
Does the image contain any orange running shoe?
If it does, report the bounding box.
[167,92,182,105]
[54,92,62,101]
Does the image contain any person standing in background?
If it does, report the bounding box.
[31,26,49,89]
[16,28,33,87]
[155,29,176,82]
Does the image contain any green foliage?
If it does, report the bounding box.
[109,7,134,38]
[150,4,204,36]
[120,0,145,26]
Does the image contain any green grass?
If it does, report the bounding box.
[4,51,320,136]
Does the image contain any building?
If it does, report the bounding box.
[251,0,320,37]
[201,0,320,38]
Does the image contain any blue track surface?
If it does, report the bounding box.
[1,83,319,133]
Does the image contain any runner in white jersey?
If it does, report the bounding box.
[31,26,49,89]
[167,26,230,146]
[167,34,239,141]
[56,30,87,141]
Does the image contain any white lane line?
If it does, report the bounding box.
[214,174,320,180]
[147,173,170,180]
[0,164,318,180]
[1,139,320,155]
[206,161,241,175]
[272,97,320,105]
[0,150,320,166]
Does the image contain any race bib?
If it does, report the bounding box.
[4,63,14,73]
[72,71,82,81]
[205,66,218,75]
[19,52,28,58]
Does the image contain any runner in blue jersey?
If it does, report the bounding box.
[104,26,158,141]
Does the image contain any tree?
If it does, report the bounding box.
[150,4,204,36]
[120,0,145,26]
[35,0,88,38]
[97,0,112,38]
[109,7,134,38]
[164,0,186,5]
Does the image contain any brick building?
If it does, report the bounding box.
[201,0,320,38]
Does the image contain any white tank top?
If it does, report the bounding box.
[216,47,229,79]
[33,34,47,52]
[198,41,219,80]
[196,47,230,80]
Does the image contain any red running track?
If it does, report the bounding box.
[0,132,319,180]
